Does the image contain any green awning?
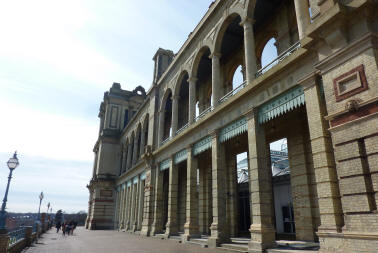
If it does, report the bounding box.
[193,136,212,156]
[258,85,305,124]
[160,159,171,171]
[219,117,247,143]
[174,149,188,164]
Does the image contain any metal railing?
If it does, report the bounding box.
[161,136,171,146]
[255,41,301,78]
[176,123,189,135]
[219,81,247,104]
[8,227,26,247]
[195,106,213,122]
[32,223,37,233]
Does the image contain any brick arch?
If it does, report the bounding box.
[255,31,278,67]
[213,12,243,55]
[190,46,212,79]
[173,70,190,97]
[159,88,173,113]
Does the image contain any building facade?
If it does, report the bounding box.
[86,0,378,252]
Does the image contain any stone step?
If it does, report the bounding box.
[154,233,166,239]
[187,238,208,248]
[267,249,318,253]
[230,238,250,244]
[217,243,249,253]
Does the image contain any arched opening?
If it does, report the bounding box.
[261,37,278,69]
[129,133,135,166]
[193,47,212,117]
[232,65,244,90]
[142,114,149,152]
[218,14,245,97]
[163,92,172,141]
[136,124,142,160]
[177,72,189,131]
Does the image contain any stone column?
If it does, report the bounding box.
[211,53,222,107]
[183,146,200,241]
[141,167,155,236]
[188,77,197,124]
[208,131,229,248]
[165,157,178,237]
[246,110,276,253]
[171,96,179,135]
[122,146,127,173]
[125,185,132,230]
[198,164,207,234]
[241,17,258,84]
[137,178,145,231]
[300,73,343,233]
[226,153,238,238]
[151,168,164,235]
[294,0,311,40]
[132,180,138,231]
[120,186,126,229]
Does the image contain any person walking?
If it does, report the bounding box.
[56,221,61,233]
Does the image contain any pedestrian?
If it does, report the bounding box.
[62,222,66,236]
[56,221,61,233]
[66,221,72,236]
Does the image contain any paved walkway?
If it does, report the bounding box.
[22,227,225,253]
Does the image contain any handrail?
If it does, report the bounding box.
[219,81,247,104]
[176,123,189,135]
[255,41,301,78]
[161,136,171,146]
[195,106,213,122]
[8,227,26,247]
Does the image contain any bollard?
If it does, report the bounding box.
[41,213,46,233]
[24,226,33,246]
[0,232,10,253]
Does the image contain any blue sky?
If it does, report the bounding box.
[0,0,214,213]
[0,1,281,214]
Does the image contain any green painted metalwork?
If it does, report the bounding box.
[193,136,212,156]
[160,159,171,171]
[133,176,138,184]
[127,181,132,187]
[122,183,126,190]
[219,117,247,143]
[174,149,188,164]
[258,85,305,124]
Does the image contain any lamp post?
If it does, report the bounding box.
[37,192,44,221]
[0,152,19,234]
[47,202,50,213]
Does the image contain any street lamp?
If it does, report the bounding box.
[0,152,19,233]
[37,192,44,221]
[47,202,50,213]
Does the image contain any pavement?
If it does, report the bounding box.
[22,227,226,253]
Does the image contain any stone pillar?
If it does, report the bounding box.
[119,186,126,229]
[171,95,179,135]
[294,0,311,40]
[131,180,138,231]
[137,178,145,231]
[198,165,207,234]
[0,233,9,253]
[151,168,164,235]
[226,153,238,238]
[208,131,229,248]
[287,133,316,241]
[188,77,197,124]
[41,213,46,232]
[300,73,343,233]
[125,185,132,230]
[246,110,276,253]
[141,168,155,236]
[183,146,200,241]
[121,147,127,173]
[241,18,258,84]
[211,53,222,107]
[126,142,133,170]
[25,226,33,246]
[165,157,178,237]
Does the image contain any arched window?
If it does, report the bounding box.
[232,65,244,90]
[261,38,278,69]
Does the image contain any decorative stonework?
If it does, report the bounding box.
[333,64,368,102]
